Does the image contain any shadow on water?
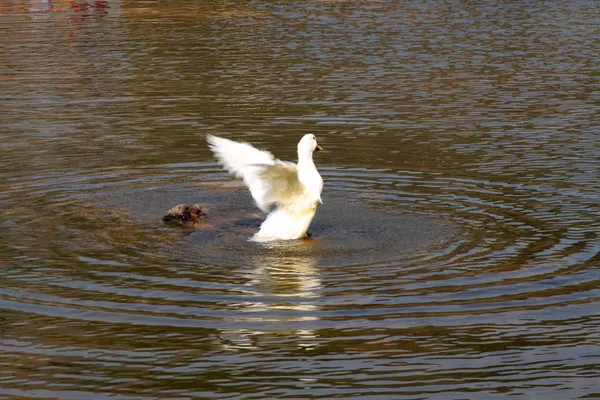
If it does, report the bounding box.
[103,185,452,269]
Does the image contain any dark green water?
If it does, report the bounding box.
[1,1,598,398]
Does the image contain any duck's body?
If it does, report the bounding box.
[207,134,323,241]
[162,204,207,227]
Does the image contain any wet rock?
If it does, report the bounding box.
[162,204,207,227]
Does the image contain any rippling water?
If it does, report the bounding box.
[1,1,599,399]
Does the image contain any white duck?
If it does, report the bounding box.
[207,134,324,241]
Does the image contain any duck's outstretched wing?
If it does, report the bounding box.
[259,163,305,210]
[207,135,303,212]
[207,134,275,176]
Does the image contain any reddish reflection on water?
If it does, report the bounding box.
[1,0,108,15]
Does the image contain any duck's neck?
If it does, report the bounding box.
[297,150,323,201]
[298,150,316,173]
[297,151,317,182]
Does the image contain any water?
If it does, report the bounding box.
[1,1,599,398]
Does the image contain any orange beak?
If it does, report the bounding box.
[315,144,323,152]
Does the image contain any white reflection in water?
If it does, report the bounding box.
[223,242,322,350]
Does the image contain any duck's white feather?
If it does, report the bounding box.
[207,135,298,213]
[207,134,323,240]
[206,134,275,178]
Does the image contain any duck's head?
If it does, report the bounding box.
[298,134,323,157]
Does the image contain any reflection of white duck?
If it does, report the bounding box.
[252,252,322,306]
[207,134,323,241]
[220,250,321,351]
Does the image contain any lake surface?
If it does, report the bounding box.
[1,1,599,398]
